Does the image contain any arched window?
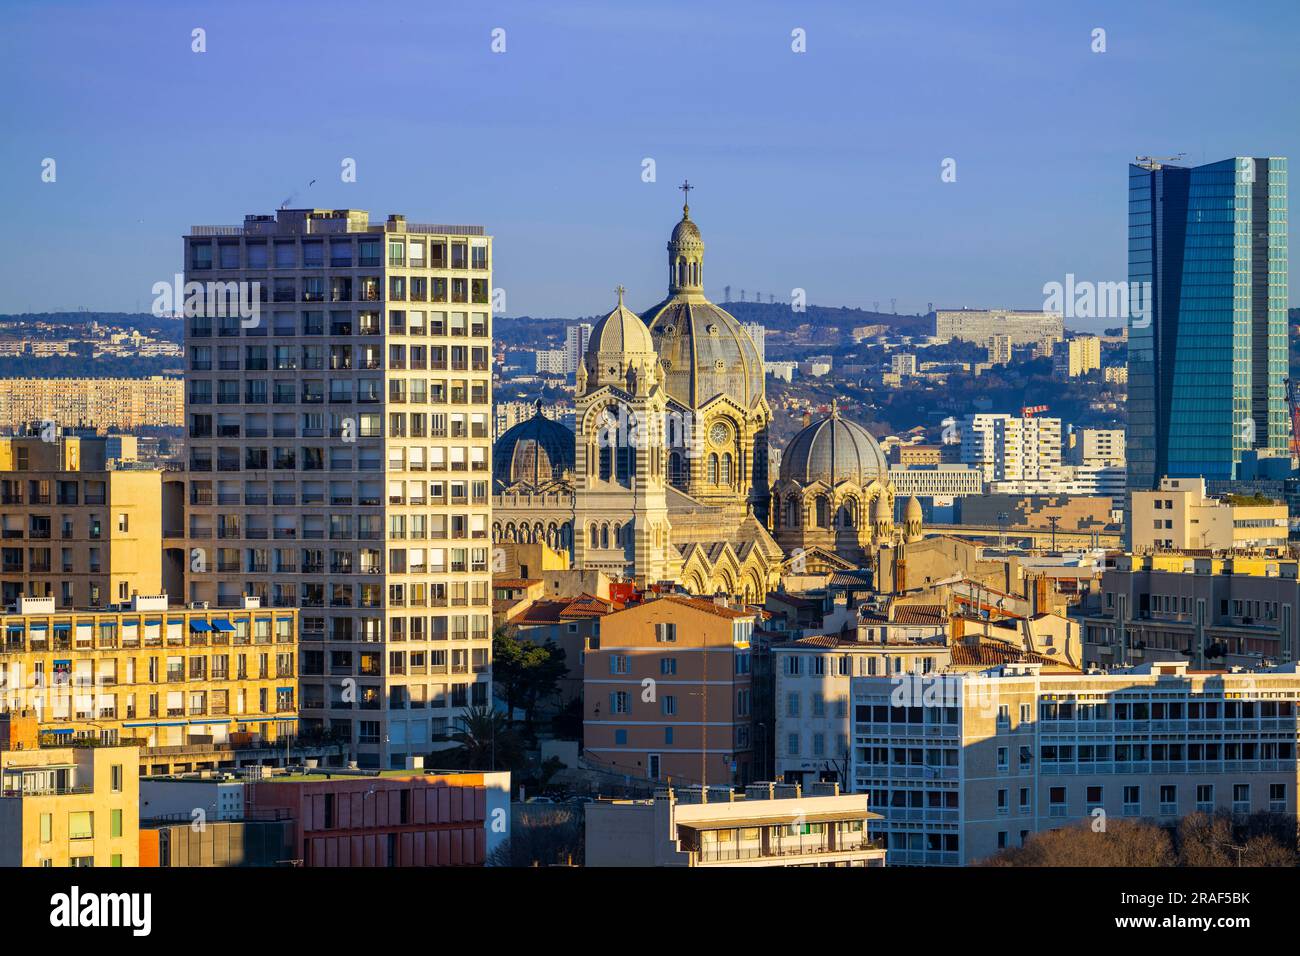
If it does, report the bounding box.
[770,494,781,528]
[590,523,599,548]
[600,523,610,549]
[816,496,829,528]
[708,454,719,484]
[612,523,621,548]
[786,498,800,527]
[721,453,733,485]
[599,445,612,481]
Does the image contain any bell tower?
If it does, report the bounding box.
[667,180,704,295]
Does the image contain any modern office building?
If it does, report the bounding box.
[743,322,767,366]
[0,430,163,608]
[1127,157,1289,490]
[852,659,1300,865]
[181,208,494,769]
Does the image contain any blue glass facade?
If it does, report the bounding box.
[1127,157,1288,491]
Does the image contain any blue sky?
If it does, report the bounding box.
[1,0,1297,326]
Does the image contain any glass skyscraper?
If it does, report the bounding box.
[1128,156,1289,491]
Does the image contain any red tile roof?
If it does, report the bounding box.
[657,595,756,620]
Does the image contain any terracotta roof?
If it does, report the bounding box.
[890,604,947,625]
[508,593,616,626]
[494,578,540,589]
[948,640,1078,671]
[657,595,755,620]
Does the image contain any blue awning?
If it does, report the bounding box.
[29,623,47,632]
[52,622,71,632]
[144,618,162,626]
[187,718,233,725]
[6,624,23,633]
[211,620,236,632]
[189,620,212,632]
[44,728,73,735]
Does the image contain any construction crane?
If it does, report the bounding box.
[1134,153,1186,170]
[1021,405,1049,418]
[1286,379,1300,460]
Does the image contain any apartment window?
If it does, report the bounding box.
[68,811,93,840]
[996,747,1008,772]
[117,513,129,533]
[997,831,1008,849]
[654,622,676,643]
[662,695,676,716]
[1048,787,1066,817]
[1085,786,1103,812]
[1233,784,1250,814]
[660,658,676,676]
[1159,785,1177,815]
[1123,785,1141,815]
[786,692,799,718]
[1019,787,1029,811]
[1270,783,1286,813]
[786,734,799,756]
[609,655,628,675]
[1196,784,1214,813]
[997,789,1008,814]
[111,764,123,793]
[609,691,629,715]
[40,813,51,843]
[110,809,123,838]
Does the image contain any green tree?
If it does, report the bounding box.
[493,625,568,734]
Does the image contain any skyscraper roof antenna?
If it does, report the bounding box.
[1134,153,1186,170]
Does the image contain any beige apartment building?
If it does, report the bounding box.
[0,596,297,775]
[0,716,139,866]
[852,659,1300,865]
[1132,476,1288,552]
[0,376,183,430]
[584,596,756,786]
[933,309,1063,348]
[181,208,493,769]
[585,783,885,867]
[0,431,162,608]
[1053,335,1101,378]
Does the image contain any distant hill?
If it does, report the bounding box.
[0,312,181,342]
[715,300,931,336]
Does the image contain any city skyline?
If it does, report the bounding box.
[1,0,1297,324]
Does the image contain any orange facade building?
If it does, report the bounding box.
[584,596,756,787]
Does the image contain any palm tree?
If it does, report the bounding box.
[449,706,520,771]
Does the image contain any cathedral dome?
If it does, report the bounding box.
[642,190,764,409]
[588,288,655,359]
[493,403,575,488]
[779,409,889,486]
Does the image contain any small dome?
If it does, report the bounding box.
[671,215,701,244]
[588,289,654,360]
[905,495,923,520]
[779,410,889,486]
[872,493,892,520]
[493,404,575,488]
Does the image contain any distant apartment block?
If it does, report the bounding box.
[0,432,162,608]
[742,322,766,366]
[933,309,1063,348]
[987,334,1012,365]
[890,353,916,377]
[960,414,1062,484]
[1053,336,1101,378]
[585,784,885,867]
[1068,428,1125,468]
[888,465,984,498]
[1132,476,1287,553]
[766,361,796,382]
[0,377,183,431]
[532,349,565,375]
[563,323,592,375]
[181,208,494,769]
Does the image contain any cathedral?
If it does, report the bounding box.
[492,192,783,601]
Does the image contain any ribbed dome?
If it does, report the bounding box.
[493,405,575,488]
[905,495,923,520]
[779,411,889,486]
[589,293,654,359]
[643,298,764,408]
[671,216,702,244]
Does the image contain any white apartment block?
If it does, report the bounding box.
[743,322,767,366]
[960,414,1062,484]
[182,208,494,770]
[987,334,1012,365]
[564,323,592,375]
[888,465,984,498]
[890,353,917,377]
[933,309,1063,348]
[852,660,1300,865]
[533,349,566,375]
